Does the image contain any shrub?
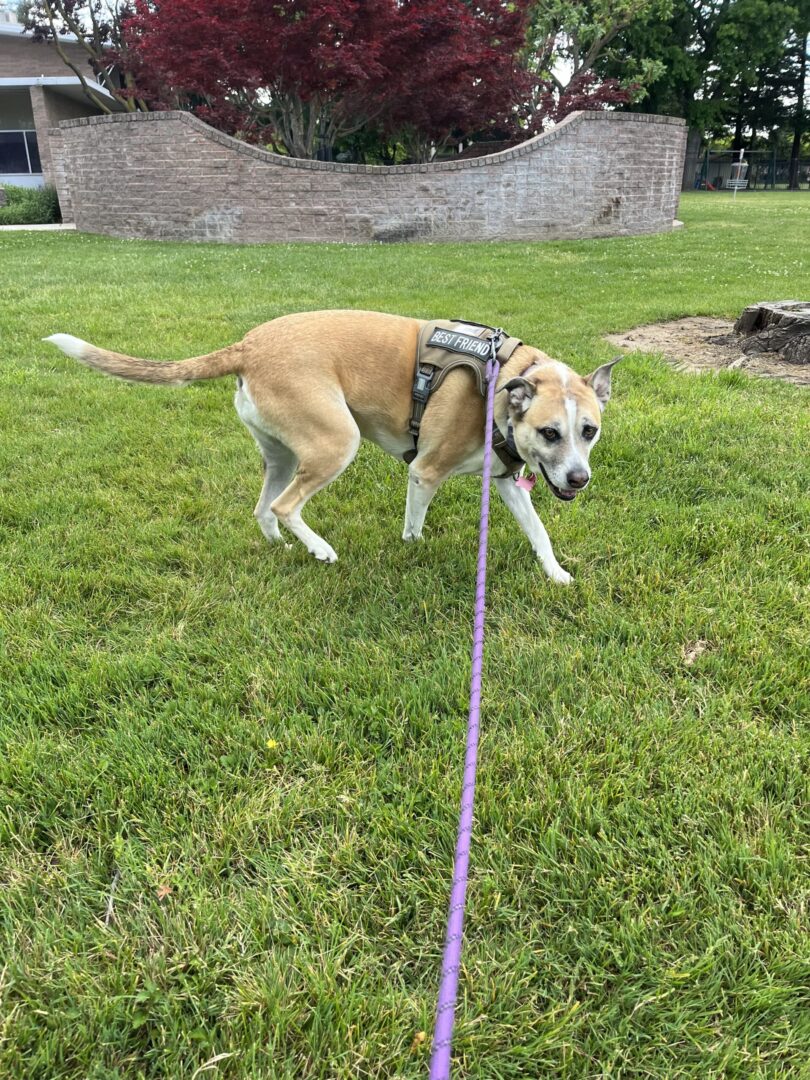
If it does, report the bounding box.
[0,184,61,225]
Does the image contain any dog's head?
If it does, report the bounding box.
[501,357,620,501]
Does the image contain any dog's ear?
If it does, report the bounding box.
[500,377,535,415]
[584,356,621,411]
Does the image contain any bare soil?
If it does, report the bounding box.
[605,317,810,387]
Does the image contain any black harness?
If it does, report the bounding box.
[404,319,525,475]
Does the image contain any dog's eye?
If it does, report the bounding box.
[582,424,598,440]
[538,427,560,442]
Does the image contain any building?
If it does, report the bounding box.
[0,15,122,191]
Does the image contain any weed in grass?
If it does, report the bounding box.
[0,184,61,226]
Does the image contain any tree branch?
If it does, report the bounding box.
[42,0,113,113]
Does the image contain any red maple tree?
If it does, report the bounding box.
[530,71,636,131]
[372,0,533,160]
[123,0,634,160]
[124,0,533,158]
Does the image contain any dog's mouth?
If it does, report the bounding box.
[537,463,579,502]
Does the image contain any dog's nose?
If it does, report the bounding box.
[566,469,589,489]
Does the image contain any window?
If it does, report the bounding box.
[0,130,42,174]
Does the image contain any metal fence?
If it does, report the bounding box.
[691,149,810,191]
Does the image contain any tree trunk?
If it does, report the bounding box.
[788,31,808,190]
[746,69,764,156]
[732,87,745,152]
[734,301,810,364]
[681,127,703,190]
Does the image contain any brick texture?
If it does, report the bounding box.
[57,109,687,243]
[0,33,91,78]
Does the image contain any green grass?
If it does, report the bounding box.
[1,192,808,1079]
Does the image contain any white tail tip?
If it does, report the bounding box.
[44,333,91,360]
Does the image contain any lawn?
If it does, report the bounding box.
[0,192,808,1079]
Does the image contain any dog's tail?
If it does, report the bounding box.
[43,333,242,386]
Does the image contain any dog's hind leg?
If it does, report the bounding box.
[235,380,297,544]
[252,438,297,544]
[270,405,361,563]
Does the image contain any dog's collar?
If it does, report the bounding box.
[495,362,544,480]
[489,418,525,478]
[498,359,541,465]
[505,421,522,463]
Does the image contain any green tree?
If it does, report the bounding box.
[712,0,796,149]
[787,2,810,187]
[21,0,147,113]
[603,0,802,149]
[526,0,671,92]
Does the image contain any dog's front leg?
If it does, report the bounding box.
[402,464,443,541]
[494,477,572,584]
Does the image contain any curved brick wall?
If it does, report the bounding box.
[55,109,686,244]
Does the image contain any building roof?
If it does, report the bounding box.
[0,75,119,105]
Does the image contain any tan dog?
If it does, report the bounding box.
[46,310,618,583]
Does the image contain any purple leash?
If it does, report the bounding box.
[428,342,501,1080]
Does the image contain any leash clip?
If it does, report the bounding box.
[489,328,505,360]
[487,328,504,380]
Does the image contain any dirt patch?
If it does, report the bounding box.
[605,317,810,387]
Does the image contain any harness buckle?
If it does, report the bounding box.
[412,367,434,403]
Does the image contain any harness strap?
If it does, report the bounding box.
[431,357,488,398]
[407,363,437,439]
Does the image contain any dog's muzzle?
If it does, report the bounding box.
[537,463,587,501]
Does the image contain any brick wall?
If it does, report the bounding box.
[0,33,91,78]
[29,85,96,194]
[58,109,687,243]
[45,125,71,218]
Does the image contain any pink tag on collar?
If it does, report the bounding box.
[515,473,537,492]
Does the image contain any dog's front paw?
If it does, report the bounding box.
[309,542,338,563]
[402,530,422,542]
[545,563,572,585]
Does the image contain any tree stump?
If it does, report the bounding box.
[734,301,810,364]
